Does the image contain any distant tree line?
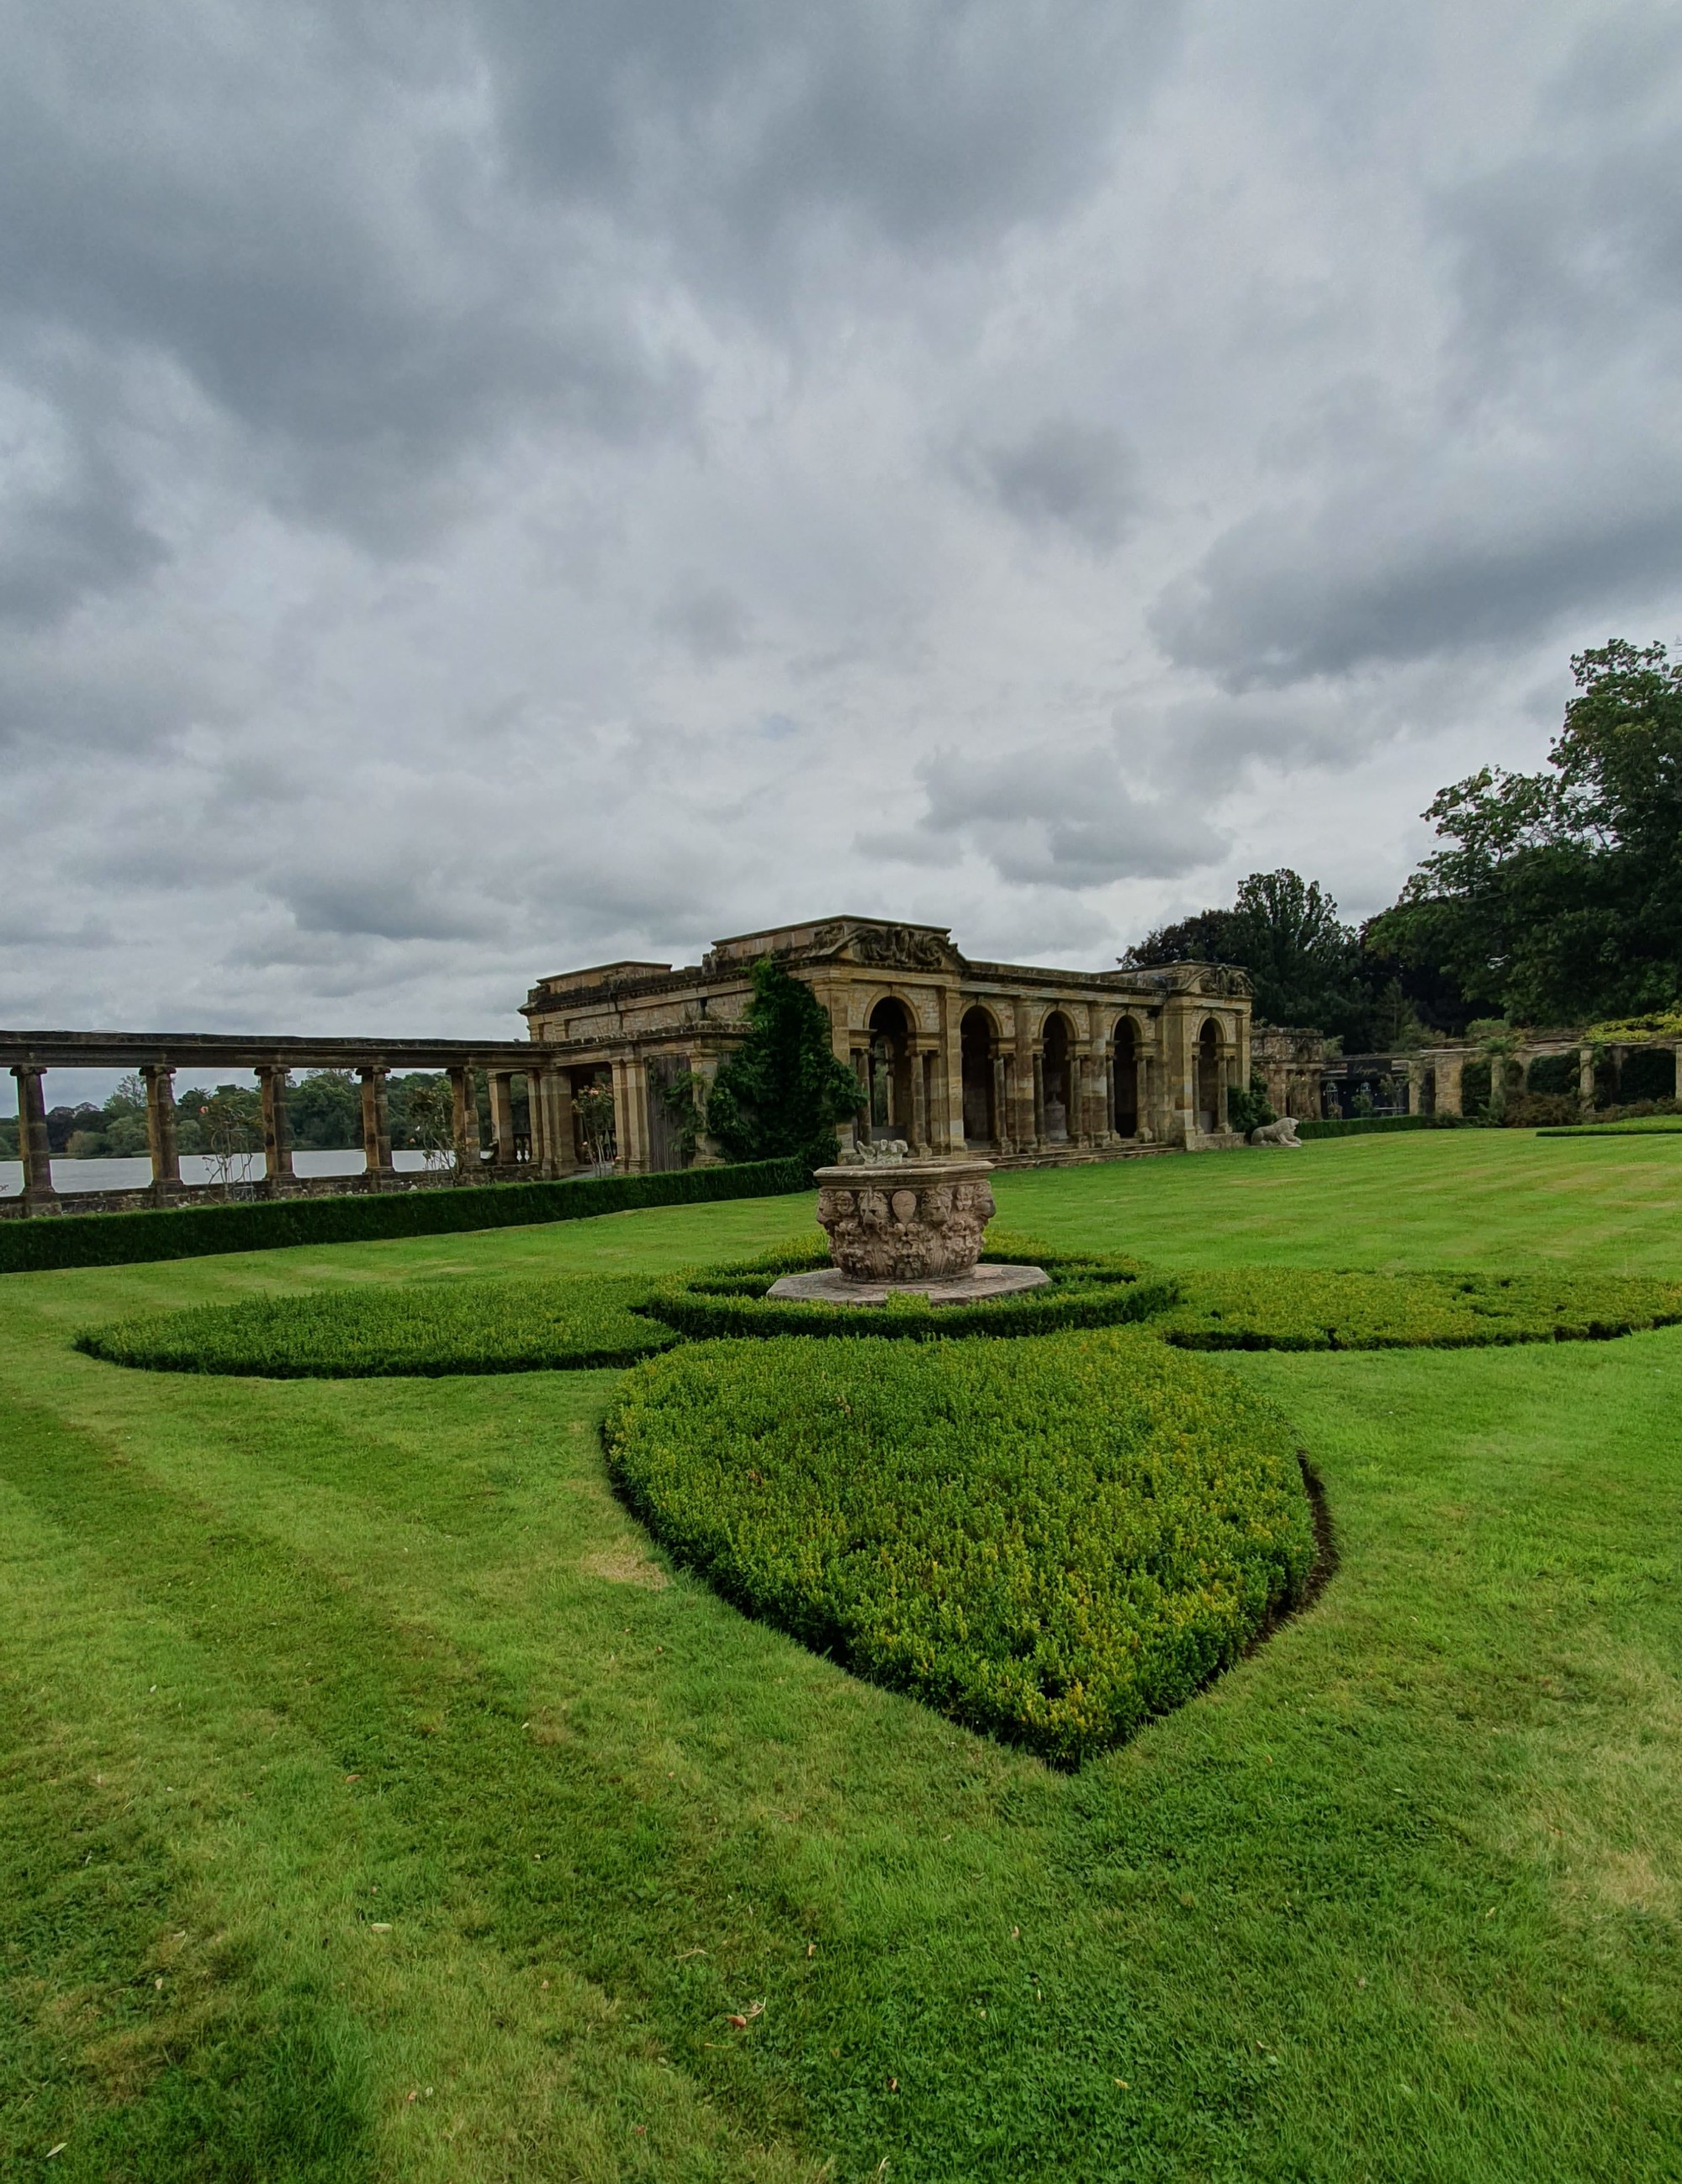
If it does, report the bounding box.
[1125,639,1682,1047]
[1,1070,484,1164]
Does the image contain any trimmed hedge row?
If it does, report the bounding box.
[1155,1266,1682,1351]
[77,1273,677,1378]
[604,1327,1316,1767]
[1293,1114,1473,1140]
[638,1232,1177,1343]
[1537,1119,1682,1139]
[0,1157,807,1276]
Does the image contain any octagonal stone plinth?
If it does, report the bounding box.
[808,1155,998,1284]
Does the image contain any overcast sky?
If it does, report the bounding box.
[4,0,1681,1051]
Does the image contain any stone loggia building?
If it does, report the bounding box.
[523,915,1252,1170]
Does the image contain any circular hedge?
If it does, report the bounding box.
[604,1326,1317,1767]
[77,1273,676,1378]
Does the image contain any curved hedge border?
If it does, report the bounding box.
[0,1156,807,1277]
[77,1273,677,1377]
[605,1327,1316,1768]
[638,1233,1177,1343]
[1155,1265,1682,1350]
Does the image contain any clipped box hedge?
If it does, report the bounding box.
[639,1231,1176,1342]
[1293,1114,1473,1140]
[1155,1265,1682,1351]
[77,1272,677,1378]
[605,1326,1316,1767]
[0,1157,807,1276]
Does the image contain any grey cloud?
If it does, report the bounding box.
[659,582,752,660]
[279,871,505,944]
[918,747,1223,886]
[1150,453,1682,687]
[959,417,1138,550]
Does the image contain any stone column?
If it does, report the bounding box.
[991,1054,1010,1155]
[1576,1045,1595,1112]
[257,1066,294,1183]
[910,1048,928,1150]
[1031,1051,1046,1148]
[1434,1051,1465,1117]
[524,1067,548,1174]
[141,1064,181,1196]
[449,1065,480,1177]
[12,1065,58,1212]
[611,1058,650,1174]
[487,1071,518,1168]
[359,1066,394,1185]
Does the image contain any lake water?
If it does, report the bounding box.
[0,1149,442,1197]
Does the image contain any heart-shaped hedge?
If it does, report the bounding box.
[604,1326,1317,1766]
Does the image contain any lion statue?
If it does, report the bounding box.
[1250,1115,1302,1148]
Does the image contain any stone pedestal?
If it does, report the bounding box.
[810,1155,997,1283]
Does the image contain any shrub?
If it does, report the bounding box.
[1293,1114,1471,1139]
[604,1329,1316,1767]
[702,958,863,1171]
[639,1235,1177,1342]
[1500,1092,1579,1128]
[78,1273,676,1378]
[1227,1079,1276,1135]
[0,1157,807,1277]
[1154,1266,1682,1351]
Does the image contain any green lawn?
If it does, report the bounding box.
[2,1133,1679,2180]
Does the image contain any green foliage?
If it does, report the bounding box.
[1226,1072,1276,1135]
[604,1328,1315,1767]
[1124,869,1407,1046]
[1370,638,1682,1024]
[1293,1113,1469,1139]
[287,1069,363,1150]
[639,1237,1176,1342]
[0,1156,807,1274]
[1155,1266,1682,1351]
[81,1274,674,1377]
[703,957,862,1171]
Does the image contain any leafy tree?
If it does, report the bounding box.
[1125,869,1412,1046]
[705,957,863,1171]
[1369,640,1682,1024]
[289,1069,362,1150]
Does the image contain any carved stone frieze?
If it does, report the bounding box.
[812,1155,995,1281]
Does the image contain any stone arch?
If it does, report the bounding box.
[1113,1013,1142,1137]
[960,1005,999,1146]
[1041,1009,1076,1144]
[868,996,915,1138]
[1196,1016,1224,1134]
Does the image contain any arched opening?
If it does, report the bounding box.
[1113,1018,1140,1137]
[868,998,914,1139]
[960,1007,996,1146]
[1196,1019,1222,1134]
[1042,1013,1074,1143]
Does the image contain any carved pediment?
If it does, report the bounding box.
[814,921,958,973]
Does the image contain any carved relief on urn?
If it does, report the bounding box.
[812,1157,996,1282]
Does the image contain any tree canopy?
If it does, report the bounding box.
[1368,640,1682,1026]
[705,956,862,1171]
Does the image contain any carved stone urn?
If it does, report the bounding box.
[812,1155,997,1283]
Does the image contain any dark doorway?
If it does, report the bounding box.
[1113,1018,1140,1137]
[868,998,914,1138]
[1196,1020,1222,1134]
[1043,1013,1073,1142]
[960,1008,996,1145]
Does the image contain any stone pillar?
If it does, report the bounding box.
[612,1058,650,1174]
[1432,1051,1464,1117]
[1031,1051,1046,1148]
[450,1065,480,1175]
[141,1064,181,1196]
[257,1066,294,1183]
[359,1066,394,1184]
[525,1066,548,1174]
[910,1048,928,1151]
[1574,1046,1595,1112]
[488,1071,518,1168]
[546,1061,585,1170]
[12,1066,58,1212]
